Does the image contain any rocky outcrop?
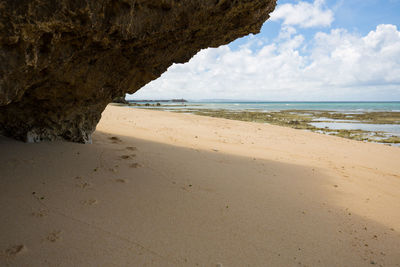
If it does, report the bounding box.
[0,0,276,143]
[112,96,129,105]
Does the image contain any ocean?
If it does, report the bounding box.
[131,101,400,112]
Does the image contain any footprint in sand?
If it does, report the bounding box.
[82,199,98,206]
[76,181,92,189]
[31,208,48,218]
[32,191,46,201]
[129,163,142,168]
[115,178,127,183]
[2,245,25,258]
[109,136,122,143]
[120,154,135,160]
[126,146,137,151]
[109,164,120,172]
[46,231,62,242]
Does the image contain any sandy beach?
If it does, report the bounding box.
[1,104,399,266]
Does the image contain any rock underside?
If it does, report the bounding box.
[0,0,276,143]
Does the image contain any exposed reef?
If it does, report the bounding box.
[0,0,276,143]
[138,105,400,145]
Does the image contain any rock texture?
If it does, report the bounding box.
[0,0,276,143]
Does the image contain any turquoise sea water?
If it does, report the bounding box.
[131,101,400,112]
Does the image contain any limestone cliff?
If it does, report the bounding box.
[0,0,276,143]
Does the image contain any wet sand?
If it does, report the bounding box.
[1,105,399,266]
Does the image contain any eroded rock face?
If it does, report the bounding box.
[0,0,276,143]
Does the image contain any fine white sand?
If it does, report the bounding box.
[1,105,399,266]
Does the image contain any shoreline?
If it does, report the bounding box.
[117,103,400,145]
[1,105,400,266]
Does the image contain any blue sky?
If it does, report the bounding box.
[130,0,400,101]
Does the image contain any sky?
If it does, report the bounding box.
[129,0,400,101]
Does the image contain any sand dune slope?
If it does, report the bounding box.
[1,105,399,266]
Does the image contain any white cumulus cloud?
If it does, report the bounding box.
[131,24,400,101]
[270,0,334,28]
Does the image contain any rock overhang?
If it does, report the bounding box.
[0,0,276,143]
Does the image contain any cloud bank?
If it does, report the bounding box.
[270,0,334,28]
[132,1,400,101]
